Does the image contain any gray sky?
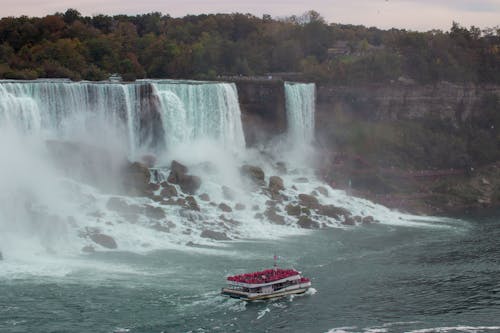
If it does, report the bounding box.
[2,0,499,31]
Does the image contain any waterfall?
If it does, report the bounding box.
[284,82,316,144]
[151,80,246,151]
[0,79,246,157]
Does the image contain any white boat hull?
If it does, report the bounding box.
[221,282,311,301]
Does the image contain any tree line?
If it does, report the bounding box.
[0,9,499,84]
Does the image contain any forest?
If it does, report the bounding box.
[0,9,499,84]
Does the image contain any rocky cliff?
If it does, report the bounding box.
[232,79,287,146]
[314,81,500,215]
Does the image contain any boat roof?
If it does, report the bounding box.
[227,268,301,287]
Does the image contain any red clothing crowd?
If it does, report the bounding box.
[227,268,300,285]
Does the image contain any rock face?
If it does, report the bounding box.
[316,82,500,125]
[167,160,201,194]
[234,79,287,146]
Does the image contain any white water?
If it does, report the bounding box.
[284,82,315,145]
[0,79,453,274]
[152,80,245,152]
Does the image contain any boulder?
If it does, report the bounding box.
[81,246,95,253]
[167,160,201,194]
[218,203,233,212]
[298,194,320,209]
[315,186,329,196]
[342,217,356,226]
[144,205,166,220]
[185,196,200,211]
[89,232,117,249]
[285,204,301,216]
[265,206,285,225]
[106,197,129,212]
[151,223,170,233]
[297,216,320,229]
[121,161,152,196]
[240,165,265,186]
[199,193,210,201]
[276,162,287,174]
[269,176,284,194]
[235,203,246,210]
[362,216,376,224]
[160,183,178,198]
[200,230,230,240]
[318,205,351,219]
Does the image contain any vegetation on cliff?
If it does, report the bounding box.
[1,9,499,84]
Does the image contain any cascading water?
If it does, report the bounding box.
[284,82,316,144]
[152,80,246,151]
[0,78,445,265]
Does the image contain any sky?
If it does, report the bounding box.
[1,0,499,31]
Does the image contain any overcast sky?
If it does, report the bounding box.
[2,0,499,31]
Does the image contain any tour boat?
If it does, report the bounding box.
[221,267,312,301]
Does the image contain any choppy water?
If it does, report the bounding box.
[1,213,499,333]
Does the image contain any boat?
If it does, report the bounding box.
[221,267,312,301]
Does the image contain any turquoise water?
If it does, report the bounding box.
[1,214,500,333]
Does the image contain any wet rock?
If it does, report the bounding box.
[252,205,260,211]
[276,162,287,174]
[176,198,186,206]
[186,241,195,247]
[144,205,166,220]
[254,213,264,219]
[294,177,309,183]
[269,176,284,194]
[160,183,178,198]
[141,154,157,167]
[318,205,351,219]
[81,245,95,253]
[106,197,129,212]
[285,204,301,216]
[297,216,320,229]
[89,232,117,249]
[122,161,152,196]
[167,160,201,194]
[185,196,200,211]
[362,216,376,224]
[235,203,246,210]
[265,206,285,225]
[148,183,160,192]
[218,203,233,212]
[151,223,170,233]
[240,165,265,186]
[222,186,236,200]
[199,193,210,201]
[342,217,356,226]
[200,230,230,240]
[311,190,319,197]
[354,215,363,223]
[315,186,329,196]
[298,194,320,209]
